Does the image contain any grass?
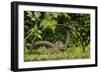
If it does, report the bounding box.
[24,46,90,62]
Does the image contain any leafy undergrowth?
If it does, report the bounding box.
[24,46,90,62]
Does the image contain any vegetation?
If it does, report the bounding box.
[24,11,90,62]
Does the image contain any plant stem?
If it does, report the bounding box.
[24,31,33,41]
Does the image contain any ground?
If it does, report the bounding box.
[24,46,90,62]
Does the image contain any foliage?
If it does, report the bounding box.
[24,11,90,61]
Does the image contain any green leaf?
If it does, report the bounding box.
[24,47,29,53]
[27,11,33,17]
[37,34,42,39]
[40,19,57,31]
[52,13,59,18]
[32,17,36,21]
[63,13,70,19]
[44,12,53,20]
[34,12,41,18]
[37,30,42,34]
